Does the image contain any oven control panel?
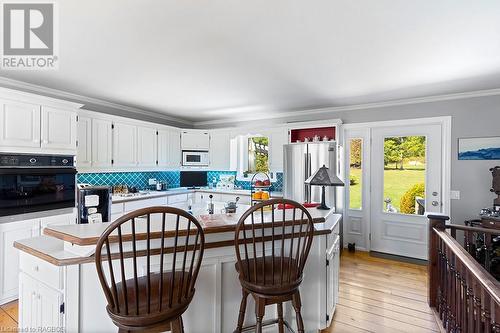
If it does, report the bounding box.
[0,154,74,167]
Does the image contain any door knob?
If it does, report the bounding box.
[432,201,440,207]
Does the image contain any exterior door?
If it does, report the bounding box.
[370,124,442,259]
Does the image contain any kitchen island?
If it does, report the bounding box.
[14,202,341,333]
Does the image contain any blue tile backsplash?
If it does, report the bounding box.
[78,171,283,192]
[77,171,180,189]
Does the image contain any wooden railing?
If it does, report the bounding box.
[428,215,500,332]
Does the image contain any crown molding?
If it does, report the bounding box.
[193,87,500,127]
[0,76,194,126]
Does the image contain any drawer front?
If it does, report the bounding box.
[111,203,124,214]
[19,253,62,290]
[167,194,188,204]
[124,197,167,212]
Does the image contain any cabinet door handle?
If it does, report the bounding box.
[33,266,39,272]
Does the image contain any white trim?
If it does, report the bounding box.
[0,76,193,126]
[0,86,83,110]
[194,88,500,126]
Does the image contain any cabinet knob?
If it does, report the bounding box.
[33,265,39,272]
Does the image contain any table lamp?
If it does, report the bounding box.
[305,165,344,210]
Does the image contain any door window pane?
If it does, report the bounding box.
[383,136,426,215]
[349,138,362,210]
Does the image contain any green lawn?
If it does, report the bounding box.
[349,167,425,212]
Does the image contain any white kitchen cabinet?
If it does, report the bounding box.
[40,211,76,232]
[41,106,77,151]
[268,127,287,172]
[168,129,181,168]
[167,194,189,204]
[18,272,37,329]
[112,121,137,167]
[76,115,92,169]
[0,218,39,304]
[91,118,113,168]
[209,131,231,170]
[137,126,158,168]
[181,131,210,150]
[326,236,340,326]
[157,129,169,167]
[18,273,63,331]
[0,99,41,149]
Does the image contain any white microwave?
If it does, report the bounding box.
[182,150,209,166]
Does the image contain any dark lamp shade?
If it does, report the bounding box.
[305,165,344,186]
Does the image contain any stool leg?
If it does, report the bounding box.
[236,290,249,332]
[292,292,304,333]
[277,302,284,333]
[255,297,266,333]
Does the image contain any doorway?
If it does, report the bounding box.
[344,118,450,260]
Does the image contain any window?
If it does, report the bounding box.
[247,137,269,173]
[383,136,426,215]
[349,138,362,210]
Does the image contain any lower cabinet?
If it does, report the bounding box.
[0,218,39,304]
[19,272,64,331]
[0,210,76,305]
[326,235,340,327]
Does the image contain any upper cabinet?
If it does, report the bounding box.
[268,127,288,172]
[157,128,181,169]
[137,126,157,168]
[181,131,209,150]
[209,131,231,170]
[112,122,137,167]
[77,110,182,171]
[76,115,92,169]
[0,88,82,154]
[157,129,169,168]
[41,106,77,151]
[168,129,181,168]
[0,100,40,149]
[91,118,113,168]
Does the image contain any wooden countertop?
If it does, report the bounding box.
[43,202,336,246]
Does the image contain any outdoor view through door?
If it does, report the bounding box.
[371,124,442,260]
[383,136,426,216]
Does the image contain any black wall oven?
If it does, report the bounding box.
[0,154,77,217]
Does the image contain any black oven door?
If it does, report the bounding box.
[0,168,77,217]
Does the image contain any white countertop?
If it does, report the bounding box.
[111,187,283,203]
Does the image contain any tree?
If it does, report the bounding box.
[350,139,362,168]
[384,138,402,169]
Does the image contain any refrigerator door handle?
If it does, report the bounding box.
[304,153,308,203]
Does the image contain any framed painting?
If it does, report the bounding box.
[458,136,500,160]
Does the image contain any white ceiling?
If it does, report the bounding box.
[1,0,500,125]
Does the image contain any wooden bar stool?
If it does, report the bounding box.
[234,199,315,333]
[95,206,205,333]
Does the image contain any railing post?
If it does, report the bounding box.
[428,214,449,308]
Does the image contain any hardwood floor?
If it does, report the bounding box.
[323,251,438,333]
[0,251,436,332]
[0,300,17,332]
